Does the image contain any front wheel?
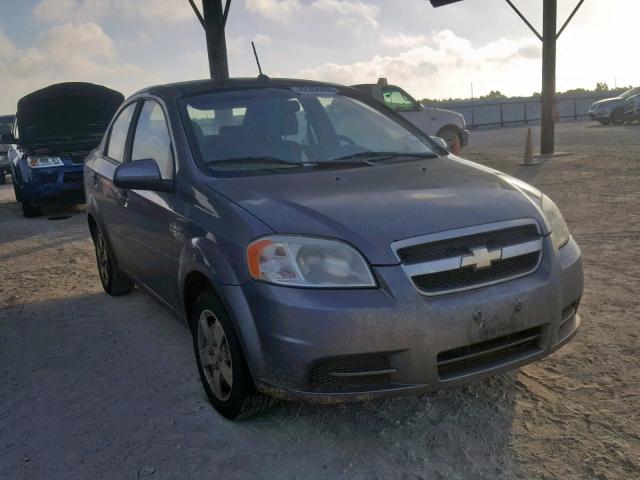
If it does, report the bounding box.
[611,108,625,124]
[21,200,41,218]
[192,291,276,420]
[94,228,134,295]
[437,127,462,154]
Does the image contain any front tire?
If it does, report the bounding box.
[21,200,41,218]
[437,127,462,153]
[192,291,276,420]
[611,108,625,124]
[94,228,134,295]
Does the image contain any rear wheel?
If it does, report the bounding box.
[21,200,41,218]
[94,228,134,295]
[0,173,6,185]
[192,291,276,420]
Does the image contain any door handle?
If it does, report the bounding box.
[116,189,129,206]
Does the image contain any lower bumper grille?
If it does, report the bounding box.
[63,171,83,183]
[309,355,394,389]
[437,325,544,381]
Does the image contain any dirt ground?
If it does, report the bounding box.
[1,120,638,480]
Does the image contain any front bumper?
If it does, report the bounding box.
[221,236,583,403]
[589,111,610,120]
[22,164,85,204]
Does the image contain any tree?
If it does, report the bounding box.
[595,82,609,92]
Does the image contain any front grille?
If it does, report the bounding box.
[397,224,539,265]
[437,325,544,381]
[413,252,539,294]
[393,221,543,295]
[309,355,392,389]
[68,153,87,165]
[33,172,58,185]
[63,171,84,183]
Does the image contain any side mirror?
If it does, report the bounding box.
[113,158,172,192]
[430,136,449,151]
[0,133,16,144]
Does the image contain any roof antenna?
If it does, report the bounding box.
[251,41,269,80]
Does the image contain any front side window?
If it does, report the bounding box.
[382,87,418,112]
[181,88,437,175]
[106,103,136,163]
[131,100,174,179]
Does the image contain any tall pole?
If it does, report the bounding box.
[540,0,557,155]
[202,0,229,80]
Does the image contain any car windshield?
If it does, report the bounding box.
[620,87,640,100]
[181,87,439,174]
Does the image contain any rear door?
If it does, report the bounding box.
[117,98,182,307]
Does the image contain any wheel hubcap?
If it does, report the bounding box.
[96,233,109,286]
[198,310,233,401]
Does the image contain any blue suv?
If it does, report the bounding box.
[85,78,583,419]
[6,83,123,217]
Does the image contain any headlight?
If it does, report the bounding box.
[541,195,570,249]
[28,156,63,168]
[247,235,376,288]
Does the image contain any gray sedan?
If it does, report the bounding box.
[85,78,583,419]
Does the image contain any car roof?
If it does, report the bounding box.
[133,77,351,101]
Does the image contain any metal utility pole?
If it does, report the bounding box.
[540,0,557,154]
[188,0,231,80]
[429,0,586,156]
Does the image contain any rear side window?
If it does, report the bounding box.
[106,103,136,162]
[131,100,174,179]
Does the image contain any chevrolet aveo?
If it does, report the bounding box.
[85,78,583,419]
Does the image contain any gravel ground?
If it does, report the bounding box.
[0,120,638,479]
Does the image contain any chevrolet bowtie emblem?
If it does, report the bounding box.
[461,247,502,270]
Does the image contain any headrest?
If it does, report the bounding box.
[244,99,300,137]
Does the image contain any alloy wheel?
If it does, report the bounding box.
[198,309,233,401]
[96,232,110,286]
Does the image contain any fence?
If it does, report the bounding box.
[433,94,613,129]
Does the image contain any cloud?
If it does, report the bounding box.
[245,0,300,22]
[33,0,193,25]
[0,23,155,112]
[380,34,429,48]
[310,0,379,28]
[299,30,542,99]
[246,0,378,27]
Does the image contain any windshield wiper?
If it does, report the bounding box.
[206,156,313,169]
[330,151,439,164]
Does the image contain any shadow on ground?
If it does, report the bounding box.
[0,292,523,480]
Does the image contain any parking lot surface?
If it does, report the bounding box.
[1,120,638,479]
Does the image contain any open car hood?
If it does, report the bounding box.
[16,83,123,149]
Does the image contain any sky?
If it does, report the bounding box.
[0,0,638,113]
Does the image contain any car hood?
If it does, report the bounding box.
[591,97,623,108]
[208,157,546,265]
[16,82,123,149]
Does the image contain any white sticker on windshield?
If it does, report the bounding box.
[290,86,339,95]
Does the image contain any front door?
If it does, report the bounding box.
[118,99,183,308]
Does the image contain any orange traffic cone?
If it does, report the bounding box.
[521,127,538,165]
[450,134,461,155]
